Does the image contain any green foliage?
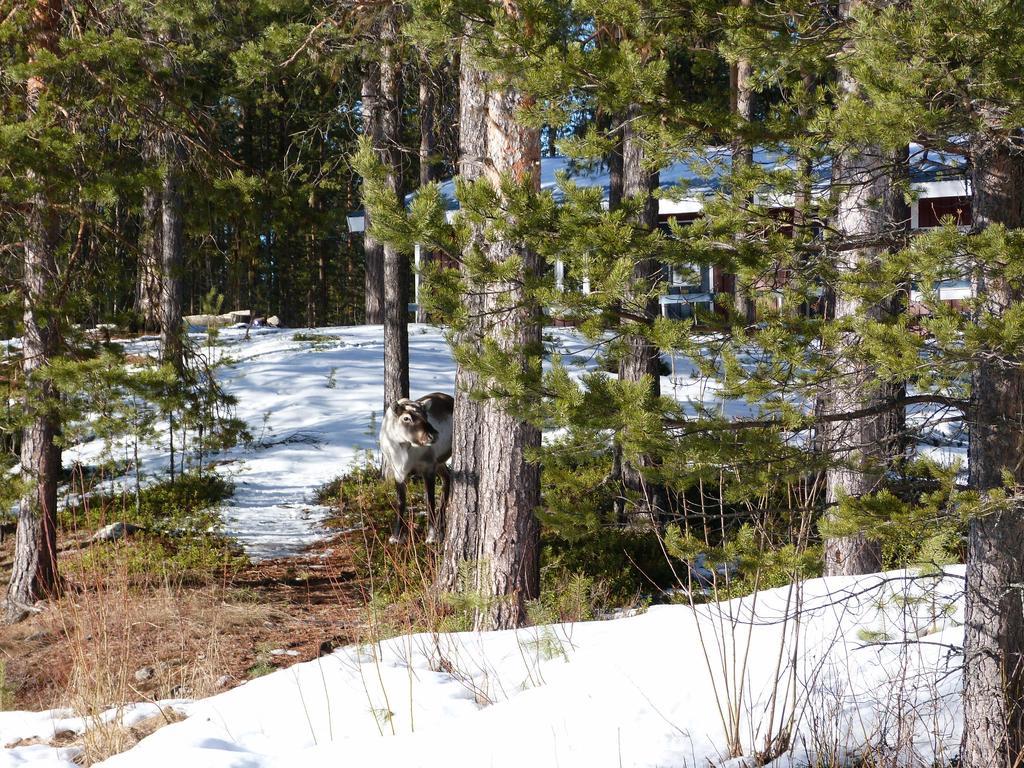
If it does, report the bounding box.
[66,472,244,582]
[538,431,676,601]
[856,628,892,643]
[62,471,233,533]
[527,570,620,625]
[245,660,277,680]
[664,523,822,601]
[819,460,966,571]
[75,534,245,583]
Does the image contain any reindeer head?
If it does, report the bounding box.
[390,399,439,446]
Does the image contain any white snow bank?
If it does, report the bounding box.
[0,701,191,768]
[50,567,963,768]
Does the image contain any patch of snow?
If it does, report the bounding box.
[59,324,966,561]
[0,701,191,767]
[58,568,961,768]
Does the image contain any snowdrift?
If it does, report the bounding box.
[2,567,964,768]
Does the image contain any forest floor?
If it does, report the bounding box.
[0,517,387,717]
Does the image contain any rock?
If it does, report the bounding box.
[91,522,145,543]
[133,666,155,682]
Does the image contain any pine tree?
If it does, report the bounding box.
[138,135,163,332]
[729,0,756,325]
[379,4,410,408]
[962,140,1024,768]
[362,60,386,325]
[820,0,906,577]
[827,2,1024,759]
[159,125,185,372]
[435,29,544,629]
[6,0,64,622]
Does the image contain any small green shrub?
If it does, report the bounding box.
[61,472,233,534]
[74,534,246,583]
[664,523,822,602]
[64,472,244,582]
[539,432,676,605]
[291,332,343,348]
[527,570,622,625]
[856,627,892,643]
[246,661,276,679]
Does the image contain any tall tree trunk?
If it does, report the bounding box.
[961,142,1024,768]
[160,130,185,372]
[616,104,667,523]
[380,10,409,408]
[731,6,757,325]
[138,134,163,334]
[437,35,542,630]
[417,52,441,323]
[821,5,904,576]
[419,54,440,189]
[362,63,385,325]
[6,0,63,624]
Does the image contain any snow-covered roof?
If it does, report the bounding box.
[347,144,968,232]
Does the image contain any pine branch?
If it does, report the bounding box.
[665,394,970,435]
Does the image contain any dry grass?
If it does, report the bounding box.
[75,707,188,766]
[0,573,277,709]
[0,535,363,706]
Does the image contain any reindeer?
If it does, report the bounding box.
[379,392,454,544]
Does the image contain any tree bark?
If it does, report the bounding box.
[615,103,667,523]
[159,129,185,372]
[417,52,442,324]
[362,62,385,325]
[821,0,904,577]
[6,0,63,624]
[419,54,440,189]
[820,142,908,576]
[731,6,757,325]
[961,142,1024,768]
[379,10,409,408]
[138,134,163,333]
[437,34,542,630]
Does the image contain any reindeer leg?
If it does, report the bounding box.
[389,480,408,544]
[424,469,438,544]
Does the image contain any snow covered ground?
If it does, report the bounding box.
[2,324,970,766]
[1,567,965,767]
[62,325,460,559]
[197,325,458,559]
[62,324,767,560]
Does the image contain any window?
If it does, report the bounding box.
[918,197,972,228]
